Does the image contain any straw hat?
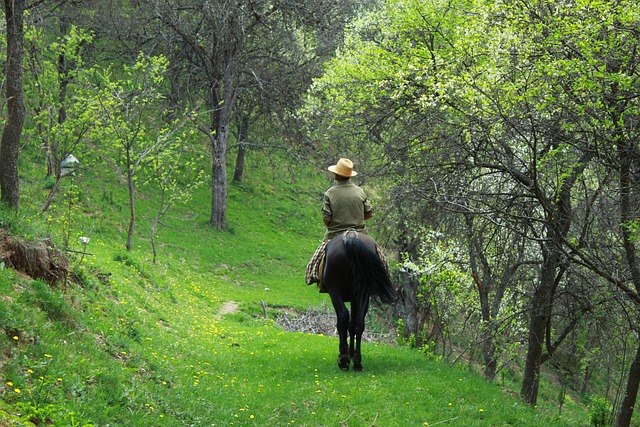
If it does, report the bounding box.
[328,158,357,177]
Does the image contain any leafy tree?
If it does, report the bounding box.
[145,124,206,262]
[400,229,478,356]
[24,11,92,175]
[23,22,94,212]
[471,0,640,418]
[140,0,363,229]
[88,53,171,251]
[141,0,263,230]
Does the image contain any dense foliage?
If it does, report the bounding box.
[302,0,640,424]
[1,0,639,425]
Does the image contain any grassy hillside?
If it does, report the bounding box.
[0,152,591,426]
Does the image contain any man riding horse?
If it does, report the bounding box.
[305,158,387,291]
[306,158,395,371]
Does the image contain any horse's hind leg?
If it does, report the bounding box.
[331,299,350,371]
[350,305,366,372]
[348,321,355,361]
[351,330,365,371]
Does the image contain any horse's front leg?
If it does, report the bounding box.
[332,300,350,371]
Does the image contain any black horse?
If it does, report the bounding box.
[323,230,396,371]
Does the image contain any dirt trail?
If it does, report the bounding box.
[215,301,239,319]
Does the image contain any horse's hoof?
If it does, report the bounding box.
[338,356,350,371]
[353,364,363,372]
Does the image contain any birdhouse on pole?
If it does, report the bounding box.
[60,154,79,177]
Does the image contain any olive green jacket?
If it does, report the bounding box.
[322,180,372,240]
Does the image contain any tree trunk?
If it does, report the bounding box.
[49,12,71,178]
[520,293,548,403]
[233,143,246,183]
[126,177,135,251]
[616,340,640,427]
[477,273,497,381]
[210,145,227,229]
[40,175,61,213]
[521,240,561,404]
[520,149,591,405]
[0,0,26,210]
[126,152,135,252]
[233,112,249,183]
[151,216,159,263]
[394,196,421,342]
[466,215,497,380]
[615,134,640,426]
[209,54,235,230]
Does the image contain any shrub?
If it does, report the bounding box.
[589,397,612,427]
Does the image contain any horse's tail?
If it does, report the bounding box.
[344,237,397,305]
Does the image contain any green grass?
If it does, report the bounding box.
[0,152,591,426]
